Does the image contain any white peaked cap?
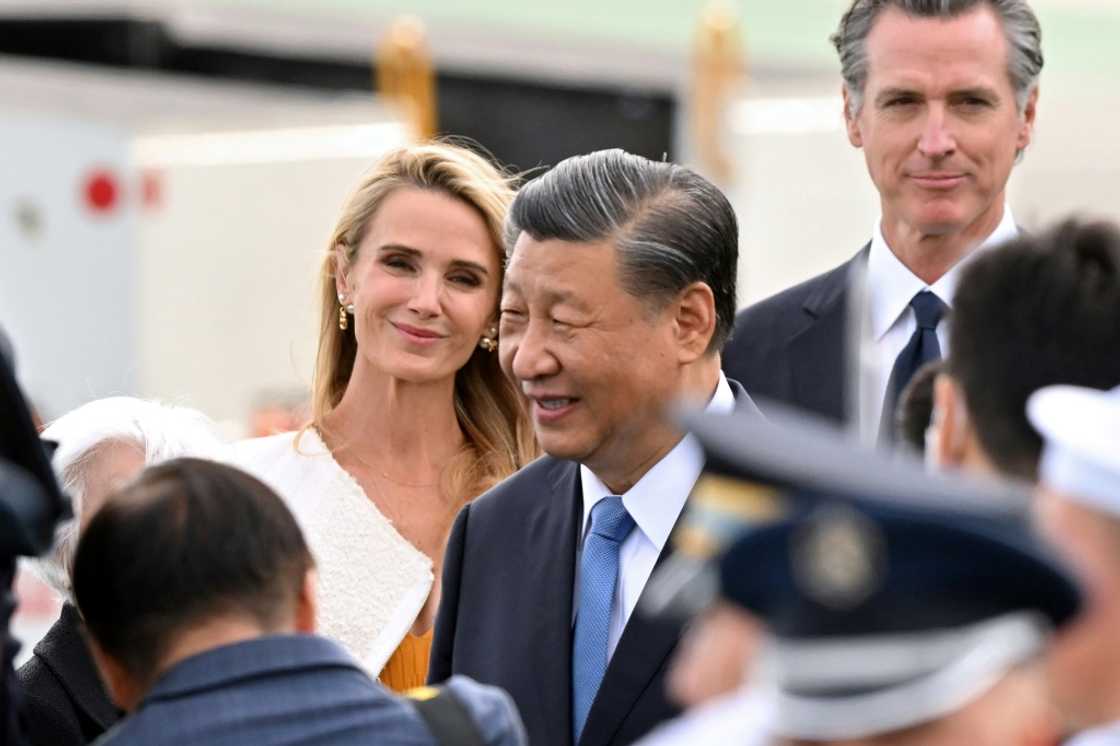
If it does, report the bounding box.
[1028,384,1120,515]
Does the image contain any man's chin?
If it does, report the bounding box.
[535,432,595,464]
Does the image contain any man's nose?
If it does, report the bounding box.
[917,105,957,160]
[508,322,560,382]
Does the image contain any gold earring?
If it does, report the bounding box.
[338,304,348,331]
[478,327,497,352]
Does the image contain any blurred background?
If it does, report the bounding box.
[2,0,1119,654]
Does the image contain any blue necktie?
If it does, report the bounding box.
[881,290,947,440]
[572,496,635,742]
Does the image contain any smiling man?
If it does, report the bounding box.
[429,149,761,746]
[722,0,1042,441]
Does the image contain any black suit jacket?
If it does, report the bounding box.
[17,603,120,746]
[430,382,760,746]
[722,248,869,425]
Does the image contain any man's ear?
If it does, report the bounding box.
[1017,86,1039,153]
[295,568,318,634]
[673,282,718,364]
[842,84,864,148]
[87,639,143,712]
[931,373,970,470]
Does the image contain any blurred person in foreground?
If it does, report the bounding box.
[73,457,526,746]
[638,407,1074,746]
[231,142,537,689]
[720,503,1071,746]
[430,149,761,746]
[1030,384,1120,744]
[893,360,942,456]
[724,0,1042,442]
[927,219,1120,481]
[18,397,221,746]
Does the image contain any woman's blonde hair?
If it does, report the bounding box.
[312,141,537,499]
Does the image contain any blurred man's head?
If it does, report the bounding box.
[932,219,1120,480]
[73,458,316,710]
[1029,384,1120,730]
[499,149,737,492]
[719,503,1076,746]
[895,360,943,456]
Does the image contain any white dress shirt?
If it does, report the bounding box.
[859,207,1019,442]
[575,372,737,659]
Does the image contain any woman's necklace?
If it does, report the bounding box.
[343,447,442,489]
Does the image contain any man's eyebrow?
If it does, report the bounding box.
[874,87,922,105]
[950,86,1001,101]
[545,288,591,312]
[499,283,591,312]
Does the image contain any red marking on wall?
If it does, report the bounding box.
[141,169,162,210]
[83,169,120,214]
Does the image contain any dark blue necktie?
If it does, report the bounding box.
[571,496,635,742]
[881,290,947,440]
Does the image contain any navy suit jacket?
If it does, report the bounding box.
[95,635,524,746]
[722,248,868,425]
[429,381,761,746]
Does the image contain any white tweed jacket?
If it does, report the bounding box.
[228,429,433,675]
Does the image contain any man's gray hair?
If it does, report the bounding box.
[505,149,739,351]
[833,0,1043,114]
[31,397,222,602]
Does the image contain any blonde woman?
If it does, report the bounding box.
[231,142,536,691]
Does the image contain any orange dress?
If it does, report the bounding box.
[379,629,434,692]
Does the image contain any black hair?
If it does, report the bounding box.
[948,219,1120,480]
[506,149,739,351]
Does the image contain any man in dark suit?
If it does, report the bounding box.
[723,0,1043,440]
[72,458,526,746]
[430,149,760,746]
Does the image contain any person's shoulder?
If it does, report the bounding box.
[737,255,859,329]
[225,430,330,490]
[441,676,528,746]
[466,455,573,520]
[475,455,570,502]
[227,430,303,463]
[17,659,85,746]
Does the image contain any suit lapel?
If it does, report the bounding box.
[787,246,869,425]
[526,458,582,746]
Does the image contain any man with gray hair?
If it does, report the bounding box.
[723,0,1042,442]
[430,149,760,746]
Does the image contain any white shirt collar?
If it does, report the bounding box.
[579,372,735,551]
[867,206,1019,341]
[1066,721,1120,746]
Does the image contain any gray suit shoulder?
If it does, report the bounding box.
[441,675,529,746]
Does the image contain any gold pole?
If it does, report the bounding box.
[375,16,438,140]
[692,1,745,184]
